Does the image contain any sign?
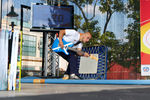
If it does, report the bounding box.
[140,0,150,76]
[31,4,74,29]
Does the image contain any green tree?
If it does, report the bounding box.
[99,0,124,34]
[123,0,140,70]
[46,0,68,5]
[69,0,98,29]
[98,0,125,69]
[74,14,82,30]
[107,0,140,70]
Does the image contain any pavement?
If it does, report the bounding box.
[0,83,150,100]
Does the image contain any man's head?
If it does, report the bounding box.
[81,32,92,43]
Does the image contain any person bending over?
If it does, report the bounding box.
[58,29,92,79]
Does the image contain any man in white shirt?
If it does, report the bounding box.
[58,29,92,79]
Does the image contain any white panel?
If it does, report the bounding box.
[0,30,8,90]
[79,54,98,74]
[141,65,150,76]
[8,30,19,90]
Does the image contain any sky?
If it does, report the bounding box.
[2,0,46,19]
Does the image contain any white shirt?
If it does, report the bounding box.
[63,29,83,49]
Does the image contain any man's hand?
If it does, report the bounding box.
[59,41,64,49]
[84,52,90,57]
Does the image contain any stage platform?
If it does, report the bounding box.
[21,77,150,85]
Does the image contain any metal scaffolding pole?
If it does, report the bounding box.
[42,32,48,77]
[47,32,59,77]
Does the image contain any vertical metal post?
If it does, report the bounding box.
[8,22,15,65]
[20,5,23,31]
[42,32,48,77]
[42,32,45,76]
[0,0,2,28]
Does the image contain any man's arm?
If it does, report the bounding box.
[59,29,66,49]
[77,48,90,57]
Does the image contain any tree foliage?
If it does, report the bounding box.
[107,0,140,70]
[99,0,124,34]
[123,0,140,70]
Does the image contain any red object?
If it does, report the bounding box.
[107,63,145,80]
[141,52,150,64]
[56,33,59,37]
[140,0,150,26]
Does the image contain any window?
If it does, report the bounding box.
[22,35,36,56]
